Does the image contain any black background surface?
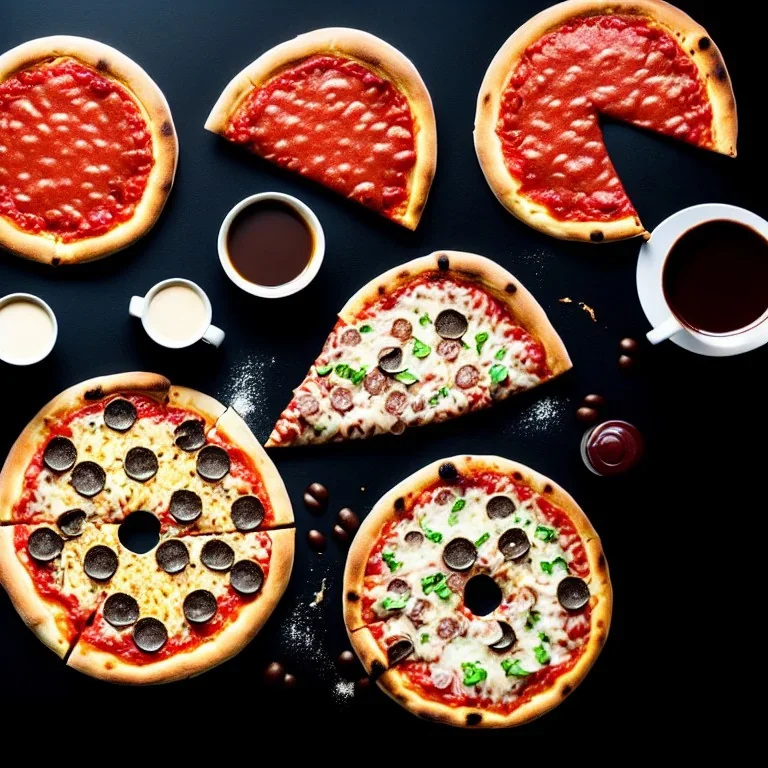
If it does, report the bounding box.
[0,0,763,737]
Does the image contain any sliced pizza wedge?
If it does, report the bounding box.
[474,0,737,241]
[343,455,612,728]
[0,36,178,264]
[205,28,436,230]
[267,251,571,447]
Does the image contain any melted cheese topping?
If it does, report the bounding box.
[270,276,548,445]
[363,474,590,707]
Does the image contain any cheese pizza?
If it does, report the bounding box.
[0,373,294,684]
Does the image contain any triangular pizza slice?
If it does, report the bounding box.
[266,251,571,447]
[205,27,436,230]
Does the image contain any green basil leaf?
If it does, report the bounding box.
[312,424,326,434]
[502,659,530,678]
[419,313,431,326]
[412,338,431,359]
[495,348,507,360]
[552,556,569,573]
[461,340,471,350]
[451,498,466,513]
[461,661,488,687]
[421,572,451,600]
[489,364,508,384]
[335,363,352,379]
[535,525,556,542]
[382,551,402,573]
[420,633,430,644]
[540,560,554,575]
[359,325,373,333]
[439,386,449,397]
[436,584,452,600]
[475,332,489,354]
[538,631,550,643]
[534,645,551,665]
[382,593,409,610]
[428,395,440,407]
[351,365,368,385]
[395,370,418,385]
[315,364,333,376]
[475,532,490,547]
[525,611,541,630]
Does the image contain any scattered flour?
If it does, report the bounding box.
[509,248,548,284]
[218,354,276,440]
[511,395,569,437]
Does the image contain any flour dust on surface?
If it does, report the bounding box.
[218,354,277,441]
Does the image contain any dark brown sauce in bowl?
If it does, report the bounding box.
[663,220,768,335]
[226,200,314,287]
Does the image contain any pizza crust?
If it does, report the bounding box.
[0,36,178,264]
[344,455,612,728]
[474,0,737,242]
[338,250,572,378]
[66,527,294,684]
[204,27,436,230]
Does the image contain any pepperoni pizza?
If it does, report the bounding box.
[0,36,178,264]
[205,28,436,230]
[474,0,737,241]
[0,373,294,684]
[344,456,612,728]
[266,251,571,447]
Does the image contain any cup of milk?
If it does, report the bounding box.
[0,293,58,365]
[129,279,224,348]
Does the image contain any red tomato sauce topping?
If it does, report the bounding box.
[0,58,153,240]
[226,55,415,218]
[498,15,713,222]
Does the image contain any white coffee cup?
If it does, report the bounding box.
[129,278,225,348]
[217,192,325,299]
[0,293,58,365]
[637,203,768,357]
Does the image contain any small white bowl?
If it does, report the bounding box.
[0,292,58,366]
[217,192,325,298]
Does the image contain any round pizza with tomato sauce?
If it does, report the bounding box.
[205,28,436,230]
[0,373,294,684]
[0,36,177,264]
[267,251,571,447]
[474,0,737,241]
[344,456,611,728]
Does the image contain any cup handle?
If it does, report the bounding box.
[129,296,145,318]
[647,315,684,345]
[202,324,225,348]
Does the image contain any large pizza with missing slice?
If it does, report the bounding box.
[0,36,177,264]
[266,251,571,447]
[205,28,436,230]
[474,0,737,242]
[0,373,294,684]
[344,455,612,728]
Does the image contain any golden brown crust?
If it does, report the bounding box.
[0,372,170,522]
[204,27,436,230]
[66,527,295,684]
[0,526,72,658]
[0,36,178,264]
[345,454,612,728]
[211,408,294,528]
[473,0,737,242]
[339,250,572,377]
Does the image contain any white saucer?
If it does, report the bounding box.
[636,203,768,357]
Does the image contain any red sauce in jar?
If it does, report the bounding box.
[582,420,644,475]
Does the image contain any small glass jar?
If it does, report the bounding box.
[581,420,644,476]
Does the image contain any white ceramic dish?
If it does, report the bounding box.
[0,293,58,366]
[637,203,768,357]
[217,192,325,298]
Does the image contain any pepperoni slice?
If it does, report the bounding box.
[390,319,413,341]
[437,339,462,361]
[364,368,390,396]
[296,394,320,417]
[437,617,461,640]
[435,489,454,505]
[385,391,408,416]
[330,387,353,413]
[456,365,480,389]
[341,328,361,346]
[407,598,431,627]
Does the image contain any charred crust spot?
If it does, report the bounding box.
[698,36,711,51]
[161,120,173,137]
[346,591,359,602]
[513,471,523,481]
[598,553,606,570]
[105,661,115,670]
[370,660,385,680]
[397,270,410,279]
[51,257,60,266]
[466,713,482,726]
[483,92,491,105]
[597,619,605,629]
[84,386,104,400]
[394,497,405,512]
[715,64,727,81]
[590,229,604,242]
[378,285,385,295]
[96,58,109,72]
[161,180,173,192]
[505,282,517,293]
[437,254,450,271]
[543,483,553,494]
[562,684,573,697]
